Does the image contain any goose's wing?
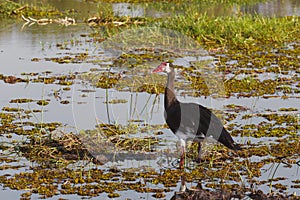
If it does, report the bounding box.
[165,102,241,150]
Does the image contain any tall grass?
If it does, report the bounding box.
[160,13,300,49]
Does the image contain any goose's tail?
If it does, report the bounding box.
[218,128,242,151]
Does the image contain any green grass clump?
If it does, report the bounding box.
[160,13,300,50]
[0,0,62,18]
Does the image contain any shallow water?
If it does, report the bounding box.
[14,0,300,19]
[0,0,300,199]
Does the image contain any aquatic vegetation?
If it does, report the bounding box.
[87,16,150,27]
[0,117,299,199]
[9,98,34,103]
[80,123,160,154]
[80,72,121,89]
[0,0,63,18]
[114,50,174,67]
[18,132,95,166]
[2,75,28,84]
[21,15,76,26]
[105,98,128,104]
[36,100,49,106]
[60,100,70,104]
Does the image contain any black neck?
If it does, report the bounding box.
[165,66,178,110]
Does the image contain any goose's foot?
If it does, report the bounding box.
[179,175,186,192]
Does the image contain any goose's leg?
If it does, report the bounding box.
[196,142,202,163]
[179,139,186,168]
[179,150,185,168]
